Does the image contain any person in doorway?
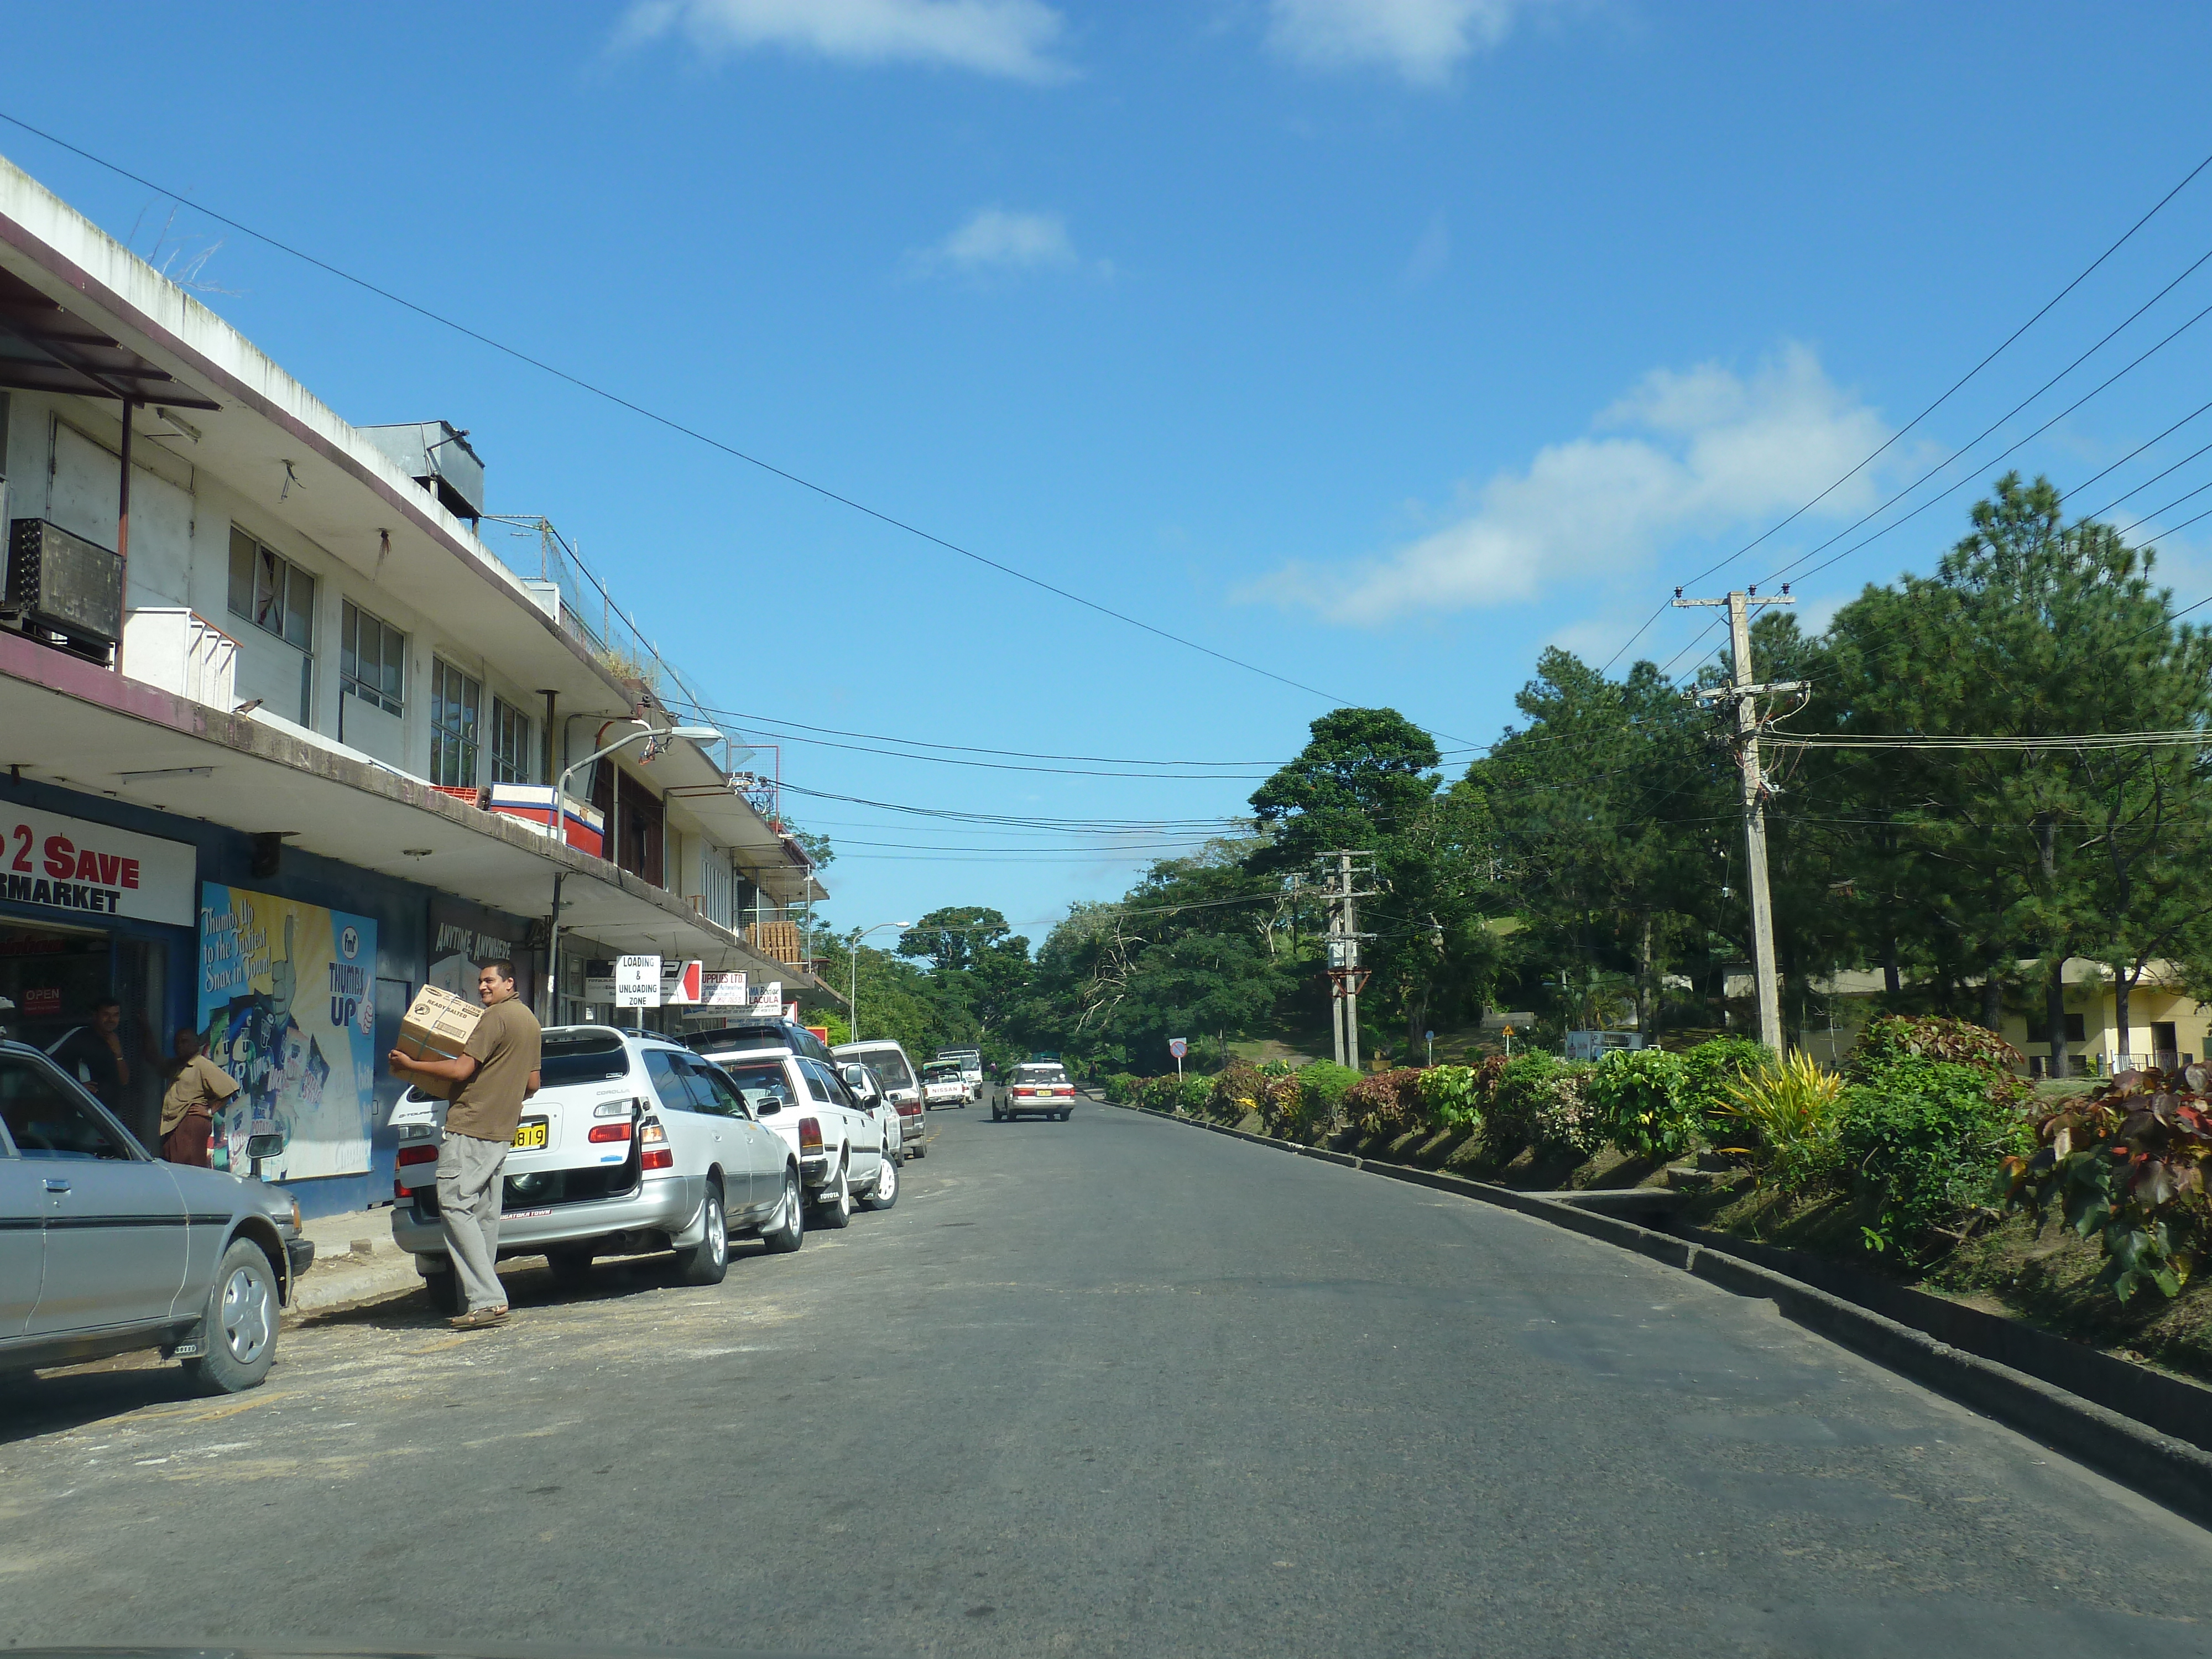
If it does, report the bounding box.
[53,997,131,1107]
[388,960,541,1330]
[159,1027,240,1167]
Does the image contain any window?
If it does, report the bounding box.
[718,1060,795,1117]
[675,1055,748,1119]
[2065,1014,2088,1046]
[430,659,482,786]
[340,600,406,716]
[797,1058,837,1105]
[228,528,315,723]
[227,528,315,650]
[0,1057,133,1161]
[492,697,533,785]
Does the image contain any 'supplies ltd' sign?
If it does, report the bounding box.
[0,806,194,926]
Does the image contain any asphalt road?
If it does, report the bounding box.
[6,1091,2212,1657]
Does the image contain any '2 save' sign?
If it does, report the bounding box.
[0,805,195,927]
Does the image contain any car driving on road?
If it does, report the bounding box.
[995,1061,1078,1122]
[389,1026,801,1304]
[688,1019,896,1224]
[0,1040,314,1394]
[921,1060,970,1109]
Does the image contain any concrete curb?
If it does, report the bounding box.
[1108,1099,2212,1532]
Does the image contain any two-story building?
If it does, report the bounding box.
[0,154,827,1214]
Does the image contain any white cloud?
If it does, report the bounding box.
[906,207,1100,278]
[1266,0,1546,85]
[1240,345,1893,625]
[618,0,1071,82]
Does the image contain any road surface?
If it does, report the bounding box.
[4,1091,2210,1656]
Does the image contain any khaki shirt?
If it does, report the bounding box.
[160,1053,241,1136]
[443,997,543,1145]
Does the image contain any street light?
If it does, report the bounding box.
[544,721,723,1019]
[849,921,912,1044]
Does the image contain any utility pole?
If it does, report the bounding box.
[1317,851,1379,1072]
[1672,587,1808,1055]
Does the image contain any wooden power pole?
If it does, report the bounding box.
[1672,588,1807,1054]
[1318,851,1379,1072]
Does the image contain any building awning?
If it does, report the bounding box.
[0,266,218,410]
[0,628,836,1001]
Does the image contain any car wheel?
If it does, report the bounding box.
[421,1261,465,1316]
[180,1238,279,1395]
[913,1140,926,1159]
[1058,1109,1071,1121]
[991,1103,1005,1121]
[813,1157,853,1229]
[675,1181,730,1285]
[761,1166,805,1254]
[865,1142,899,1209]
[546,1247,593,1292]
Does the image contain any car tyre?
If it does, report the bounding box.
[990,1103,1005,1121]
[546,1247,593,1292]
[675,1181,730,1286]
[761,1166,805,1254]
[422,1261,465,1316]
[865,1143,899,1209]
[813,1157,853,1229]
[180,1237,279,1395]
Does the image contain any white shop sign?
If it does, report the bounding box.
[0,804,195,927]
[615,954,662,1009]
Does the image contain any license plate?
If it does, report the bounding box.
[513,1118,549,1150]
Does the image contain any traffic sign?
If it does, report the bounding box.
[1167,1037,1188,1060]
[615,954,662,1009]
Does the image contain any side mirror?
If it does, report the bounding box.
[840,1063,874,1093]
[246,1133,284,1160]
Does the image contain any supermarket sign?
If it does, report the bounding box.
[0,805,194,927]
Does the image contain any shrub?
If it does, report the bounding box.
[1999,1062,2212,1302]
[1681,1037,1770,1126]
[1138,1075,1183,1112]
[1849,1014,2025,1087]
[1488,1053,1603,1156]
[1209,1060,1266,1123]
[1103,1073,1141,1104]
[1254,1070,1308,1138]
[1839,1057,2031,1255]
[1714,1051,1846,1187]
[1415,1065,1484,1131]
[1297,1061,1361,1126]
[1587,1048,1698,1160]
[1344,1068,1426,1135]
[1179,1071,1215,1114]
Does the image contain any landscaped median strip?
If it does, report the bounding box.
[1102,1094,2212,1532]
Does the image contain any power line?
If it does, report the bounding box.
[0,112,1364,712]
[1599,147,2212,673]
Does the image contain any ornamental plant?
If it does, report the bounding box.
[1210,1060,1266,1124]
[1713,1051,1847,1187]
[1179,1070,1215,1114]
[1296,1061,1361,1128]
[1838,1057,2031,1256]
[1680,1036,1770,1130]
[1587,1048,1697,1160]
[1488,1053,1604,1156]
[1998,1064,2212,1302]
[1415,1065,1484,1131]
[1848,1014,2026,1086]
[1344,1068,1426,1135]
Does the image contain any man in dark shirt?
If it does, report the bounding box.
[53,998,131,1105]
[389,961,541,1328]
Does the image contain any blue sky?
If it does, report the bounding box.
[11,2,2212,942]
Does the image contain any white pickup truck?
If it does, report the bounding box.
[687,1021,896,1225]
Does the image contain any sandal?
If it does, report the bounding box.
[449,1304,509,1329]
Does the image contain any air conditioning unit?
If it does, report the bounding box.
[7,518,123,664]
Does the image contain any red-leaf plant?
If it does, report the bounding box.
[1998,1065,2212,1302]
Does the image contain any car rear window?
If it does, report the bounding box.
[718,1060,797,1117]
[1014,1066,1067,1084]
[541,1032,633,1087]
[841,1046,915,1090]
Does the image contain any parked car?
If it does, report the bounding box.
[995,1061,1077,1122]
[834,1039,928,1156]
[689,1020,895,1224]
[388,1025,800,1307]
[0,1040,314,1394]
[920,1060,971,1110]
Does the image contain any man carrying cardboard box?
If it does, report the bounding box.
[389,960,542,1328]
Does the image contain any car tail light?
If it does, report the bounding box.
[640,1117,673,1171]
[588,1122,632,1143]
[397,1144,439,1167]
[1055,1087,1074,1097]
[799,1116,823,1152]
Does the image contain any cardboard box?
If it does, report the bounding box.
[396,983,482,1101]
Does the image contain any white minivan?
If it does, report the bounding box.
[834,1039,927,1157]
